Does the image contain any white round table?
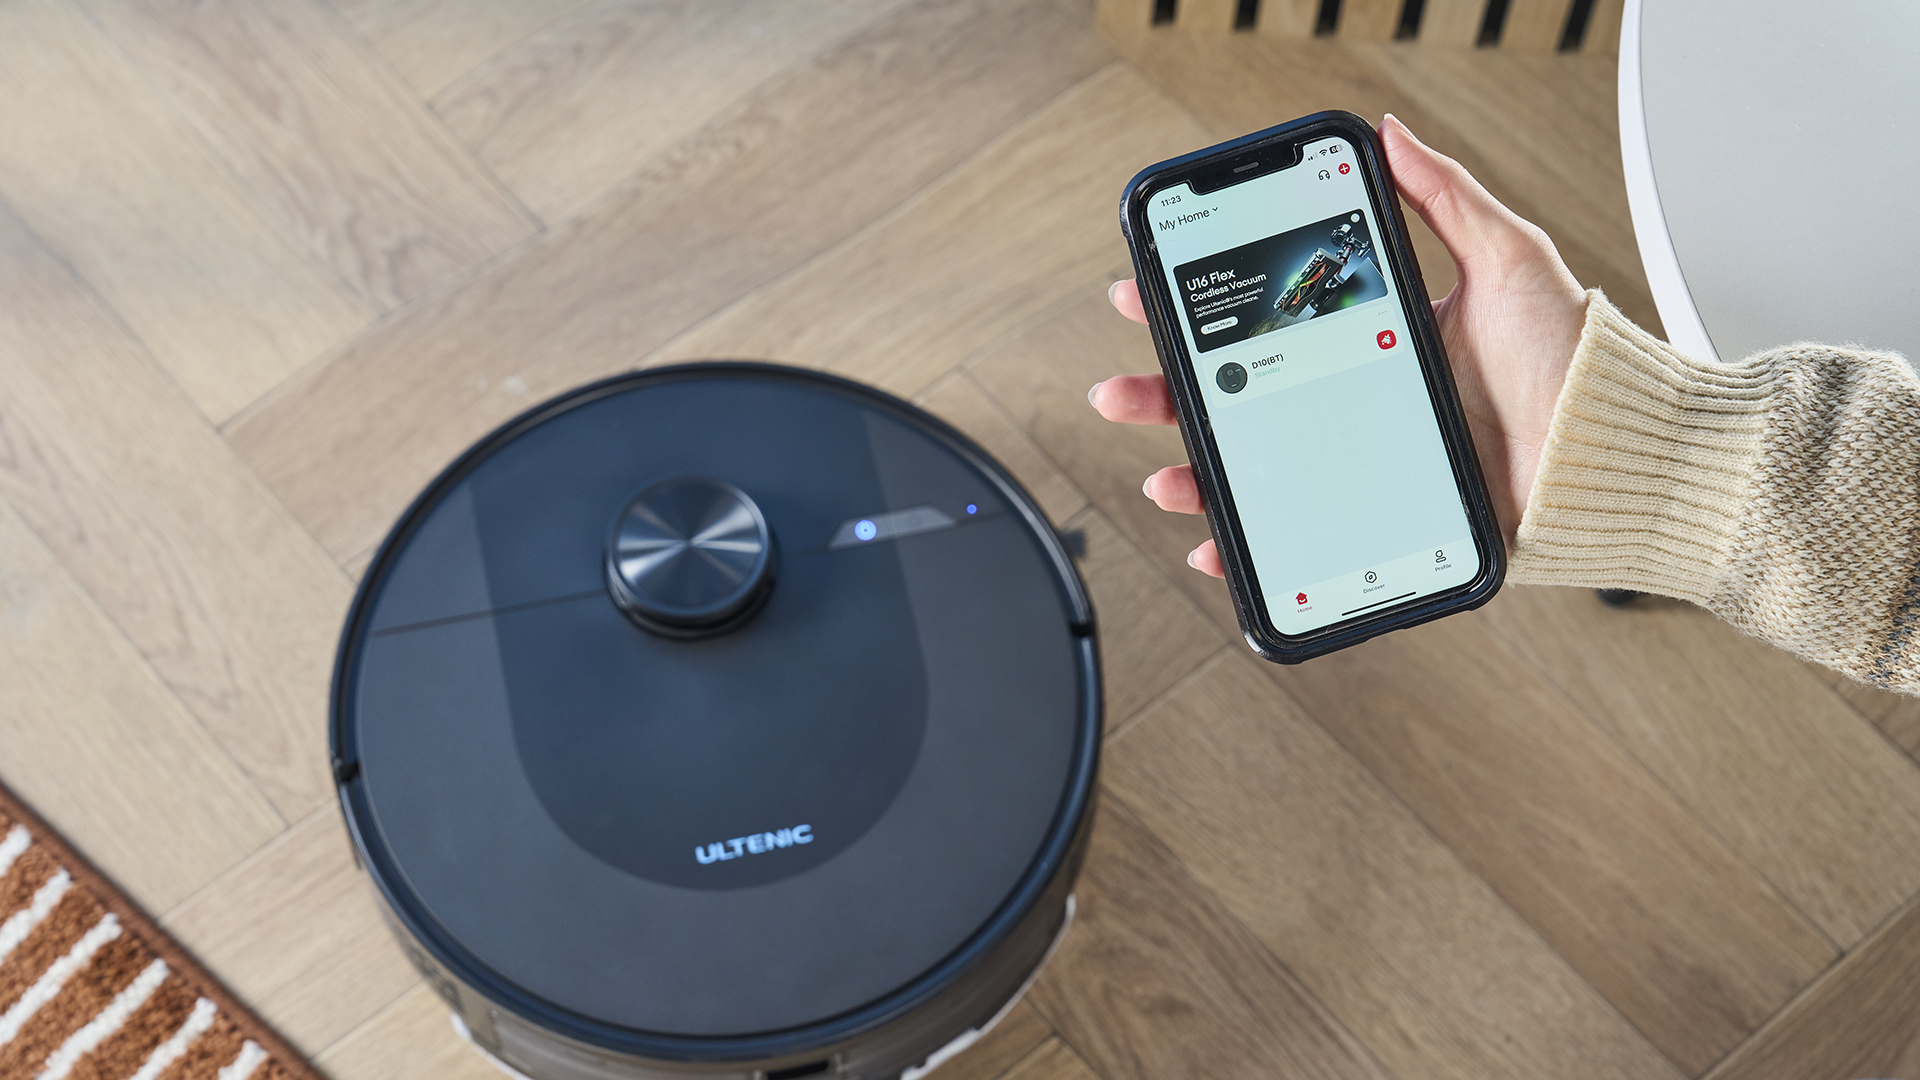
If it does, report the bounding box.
[1619,0,1920,363]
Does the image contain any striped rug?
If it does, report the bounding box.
[0,783,319,1080]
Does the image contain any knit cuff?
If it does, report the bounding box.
[1508,291,1779,604]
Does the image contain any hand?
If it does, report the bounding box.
[1090,114,1589,577]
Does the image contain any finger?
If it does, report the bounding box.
[1187,539,1224,578]
[1378,114,1525,271]
[1143,465,1204,514]
[1089,373,1177,425]
[1108,279,1147,324]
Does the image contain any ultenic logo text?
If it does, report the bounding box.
[694,825,814,865]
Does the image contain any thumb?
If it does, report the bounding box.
[1379,114,1520,272]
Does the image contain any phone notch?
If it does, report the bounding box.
[1187,141,1304,195]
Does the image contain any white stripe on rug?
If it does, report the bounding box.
[0,825,29,878]
[0,870,72,967]
[215,1039,266,1080]
[33,958,168,1080]
[126,997,217,1080]
[0,912,121,1047]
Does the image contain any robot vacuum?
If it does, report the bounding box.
[330,364,1102,1080]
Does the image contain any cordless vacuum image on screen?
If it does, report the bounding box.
[1123,113,1503,660]
[1177,211,1384,351]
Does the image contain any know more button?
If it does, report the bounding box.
[1200,316,1239,335]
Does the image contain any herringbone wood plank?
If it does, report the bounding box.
[432,0,915,222]
[1704,893,1920,1080]
[0,204,349,821]
[314,985,499,1080]
[1480,586,1920,948]
[0,495,284,914]
[1028,798,1394,1080]
[998,1040,1104,1080]
[227,0,1109,563]
[75,0,537,313]
[331,0,597,99]
[1837,677,1920,765]
[651,63,1204,399]
[0,0,371,424]
[1107,653,1684,1080]
[1263,611,1834,1073]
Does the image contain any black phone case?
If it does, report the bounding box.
[1119,110,1505,663]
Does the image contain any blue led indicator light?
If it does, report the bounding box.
[853,519,878,542]
[966,503,978,515]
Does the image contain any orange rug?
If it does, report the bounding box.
[0,783,320,1080]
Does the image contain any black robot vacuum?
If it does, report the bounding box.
[331,364,1101,1080]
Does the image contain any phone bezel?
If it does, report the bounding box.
[1120,111,1505,663]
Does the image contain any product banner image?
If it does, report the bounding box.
[1173,209,1387,353]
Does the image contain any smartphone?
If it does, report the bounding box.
[1120,111,1503,663]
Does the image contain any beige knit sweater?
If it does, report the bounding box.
[1510,291,1920,691]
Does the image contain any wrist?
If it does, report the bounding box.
[1507,291,1776,603]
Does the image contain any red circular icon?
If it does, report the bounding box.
[1338,162,1351,175]
[1377,329,1396,350]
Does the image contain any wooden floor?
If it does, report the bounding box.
[4,1,1920,1078]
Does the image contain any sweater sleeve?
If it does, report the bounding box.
[1510,290,1920,691]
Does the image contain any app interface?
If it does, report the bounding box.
[1150,136,1480,634]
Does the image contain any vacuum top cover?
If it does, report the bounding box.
[336,366,1095,1041]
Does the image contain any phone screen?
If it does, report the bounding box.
[1149,135,1481,635]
